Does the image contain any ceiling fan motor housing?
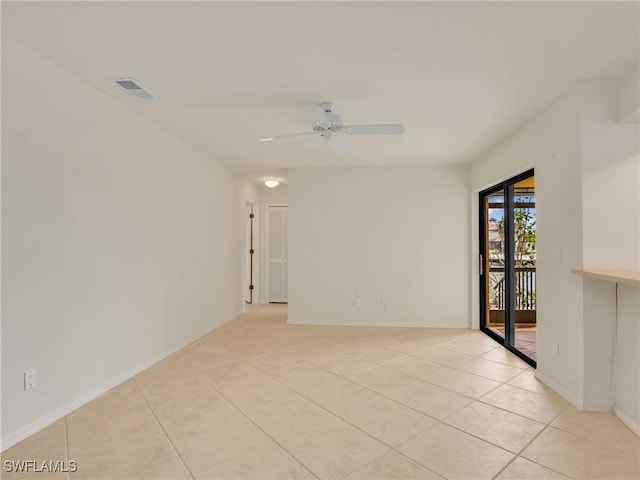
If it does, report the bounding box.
[320,101,336,113]
[313,112,345,135]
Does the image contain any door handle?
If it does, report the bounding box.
[480,254,484,276]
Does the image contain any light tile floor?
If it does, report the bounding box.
[2,305,639,480]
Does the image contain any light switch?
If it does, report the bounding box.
[552,248,562,262]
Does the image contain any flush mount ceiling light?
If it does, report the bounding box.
[264,179,279,188]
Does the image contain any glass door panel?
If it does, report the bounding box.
[480,170,536,367]
[484,189,506,340]
[513,178,536,361]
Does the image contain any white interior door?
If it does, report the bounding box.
[267,205,288,303]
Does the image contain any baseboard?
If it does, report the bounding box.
[534,370,584,410]
[534,372,639,437]
[1,311,240,452]
[614,406,640,437]
[580,403,614,413]
[287,318,471,329]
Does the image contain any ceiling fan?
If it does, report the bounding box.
[260,102,405,154]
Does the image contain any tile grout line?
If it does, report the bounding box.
[245,355,520,480]
[9,313,632,480]
[540,410,640,456]
[194,329,616,480]
[254,349,572,478]
[305,344,568,478]
[230,385,410,479]
[72,314,639,479]
[364,337,529,382]
[130,377,196,480]
[194,371,321,480]
[60,380,153,426]
[185,321,561,454]
[304,356,484,423]
[212,359,446,478]
[514,400,639,475]
[369,333,525,362]
[252,359,445,447]
[385,430,449,480]
[490,401,574,480]
[471,396,557,425]
[314,337,535,478]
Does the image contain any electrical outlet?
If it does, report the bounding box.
[552,340,560,357]
[354,297,361,307]
[24,369,36,391]
[381,298,388,308]
[354,288,361,298]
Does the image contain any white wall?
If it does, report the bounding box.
[615,284,640,434]
[617,64,640,123]
[470,78,640,433]
[579,79,639,431]
[580,80,640,270]
[289,165,470,327]
[1,36,250,448]
[471,86,585,404]
[259,183,289,205]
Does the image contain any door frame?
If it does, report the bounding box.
[479,168,536,367]
[244,202,257,304]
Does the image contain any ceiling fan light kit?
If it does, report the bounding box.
[261,102,404,154]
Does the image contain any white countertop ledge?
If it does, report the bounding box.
[571,269,640,287]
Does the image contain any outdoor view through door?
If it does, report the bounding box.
[480,170,536,367]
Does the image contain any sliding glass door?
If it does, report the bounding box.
[480,170,536,367]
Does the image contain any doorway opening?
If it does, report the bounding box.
[480,170,536,367]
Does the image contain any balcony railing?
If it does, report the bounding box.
[489,267,536,311]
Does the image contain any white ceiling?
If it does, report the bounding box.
[2,1,639,185]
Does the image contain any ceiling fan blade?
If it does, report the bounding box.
[328,135,347,154]
[344,124,405,135]
[260,131,317,141]
[305,106,331,128]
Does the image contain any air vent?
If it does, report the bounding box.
[112,78,157,100]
